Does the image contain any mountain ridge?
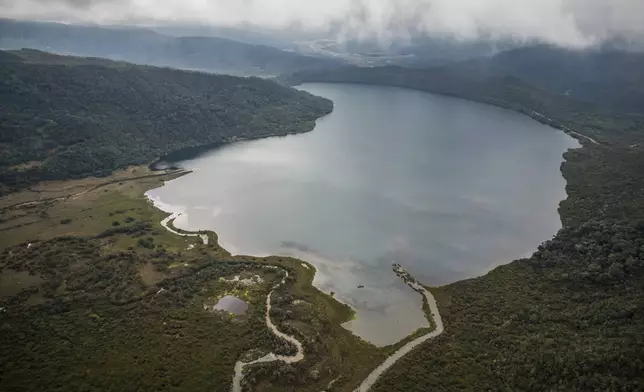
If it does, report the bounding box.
[0,18,343,76]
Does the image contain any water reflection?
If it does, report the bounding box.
[147,84,578,346]
[211,295,248,315]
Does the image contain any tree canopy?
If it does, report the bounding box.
[0,50,332,193]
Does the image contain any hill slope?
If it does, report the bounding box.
[0,18,342,76]
[0,50,333,193]
[282,46,644,145]
[461,45,644,114]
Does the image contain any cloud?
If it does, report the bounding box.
[1,0,643,47]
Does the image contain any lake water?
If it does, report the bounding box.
[147,83,579,346]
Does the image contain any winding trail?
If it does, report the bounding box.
[155,205,443,392]
[230,269,305,392]
[353,269,444,392]
[154,209,304,391]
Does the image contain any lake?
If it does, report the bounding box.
[147,83,579,346]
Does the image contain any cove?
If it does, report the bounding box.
[146,83,579,346]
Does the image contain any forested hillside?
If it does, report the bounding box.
[284,45,644,120]
[285,49,644,391]
[0,18,342,76]
[0,50,333,194]
[461,45,644,114]
[282,59,644,146]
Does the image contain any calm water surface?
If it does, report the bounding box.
[147,84,579,346]
[213,296,248,315]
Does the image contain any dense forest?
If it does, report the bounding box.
[0,18,342,76]
[0,50,333,194]
[284,44,644,115]
[285,48,644,390]
[460,45,644,114]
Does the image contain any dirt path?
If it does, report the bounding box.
[353,267,444,392]
[153,209,304,391]
[230,269,304,392]
[153,198,441,392]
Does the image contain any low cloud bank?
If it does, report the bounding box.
[1,0,643,47]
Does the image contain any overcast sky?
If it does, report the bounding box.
[1,0,643,47]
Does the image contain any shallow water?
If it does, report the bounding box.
[147,83,578,346]
[213,295,248,315]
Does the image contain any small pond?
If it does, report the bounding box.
[213,295,249,315]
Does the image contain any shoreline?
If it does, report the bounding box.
[146,187,432,347]
[142,82,586,391]
[282,80,597,145]
[353,265,444,392]
[147,193,321,391]
[149,119,333,173]
[148,188,446,391]
[150,196,446,392]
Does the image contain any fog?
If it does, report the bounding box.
[1,0,643,47]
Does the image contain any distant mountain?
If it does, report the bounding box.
[0,49,333,193]
[148,24,297,50]
[396,37,518,66]
[282,64,593,130]
[460,45,644,114]
[284,44,644,116]
[0,18,343,76]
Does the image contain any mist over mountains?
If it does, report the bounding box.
[2,0,644,49]
[0,18,342,76]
